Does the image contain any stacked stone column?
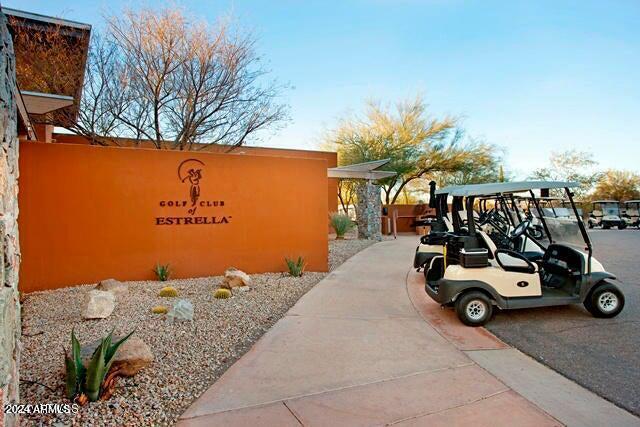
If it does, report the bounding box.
[0,11,21,427]
[355,180,382,241]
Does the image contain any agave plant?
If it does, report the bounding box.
[64,329,134,403]
[154,263,171,281]
[285,256,306,277]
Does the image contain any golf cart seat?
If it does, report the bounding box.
[429,218,448,233]
[541,244,584,276]
[420,231,450,245]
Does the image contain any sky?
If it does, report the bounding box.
[8,0,640,177]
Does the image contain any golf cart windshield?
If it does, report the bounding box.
[601,203,619,216]
[553,207,571,218]
[543,208,586,249]
[438,181,590,251]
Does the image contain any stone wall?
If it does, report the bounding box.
[355,181,382,241]
[0,10,21,427]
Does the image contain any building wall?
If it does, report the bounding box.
[52,133,339,219]
[0,11,21,427]
[19,142,329,292]
[383,204,436,233]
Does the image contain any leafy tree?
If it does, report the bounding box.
[324,96,502,204]
[337,179,357,215]
[530,150,600,198]
[591,170,640,201]
[436,139,506,186]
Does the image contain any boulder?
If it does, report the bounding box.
[222,268,252,289]
[82,290,115,319]
[95,278,128,299]
[82,336,153,377]
[167,299,194,322]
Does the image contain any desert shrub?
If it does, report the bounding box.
[158,286,178,297]
[153,263,171,281]
[64,329,134,403]
[213,288,232,299]
[330,212,355,239]
[285,256,306,277]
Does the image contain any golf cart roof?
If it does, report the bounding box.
[592,200,618,203]
[436,181,578,197]
[624,200,640,204]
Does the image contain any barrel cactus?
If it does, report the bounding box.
[214,288,232,299]
[151,305,168,314]
[158,286,178,297]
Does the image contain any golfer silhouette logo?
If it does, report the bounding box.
[178,159,205,215]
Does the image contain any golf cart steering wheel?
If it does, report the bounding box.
[509,220,531,240]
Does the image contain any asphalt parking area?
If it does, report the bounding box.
[486,229,640,416]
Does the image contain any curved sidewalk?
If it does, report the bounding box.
[178,236,639,427]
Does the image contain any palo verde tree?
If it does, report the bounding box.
[591,170,640,201]
[12,7,288,150]
[324,96,502,204]
[529,150,600,199]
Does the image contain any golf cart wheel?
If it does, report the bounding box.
[455,291,493,327]
[588,222,594,229]
[618,224,626,230]
[585,282,625,318]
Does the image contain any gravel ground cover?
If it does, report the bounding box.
[19,238,375,426]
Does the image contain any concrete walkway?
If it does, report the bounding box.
[179,237,640,427]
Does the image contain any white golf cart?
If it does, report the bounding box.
[622,200,640,228]
[588,200,626,229]
[423,181,625,326]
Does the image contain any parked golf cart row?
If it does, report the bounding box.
[414,181,626,327]
[589,200,640,229]
[518,198,636,230]
[588,200,627,229]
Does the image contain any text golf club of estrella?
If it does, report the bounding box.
[156,200,231,226]
[154,158,232,226]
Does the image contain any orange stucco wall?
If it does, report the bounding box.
[52,133,339,218]
[18,142,329,292]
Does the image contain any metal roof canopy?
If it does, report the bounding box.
[4,7,92,124]
[20,91,74,115]
[1,7,91,30]
[437,181,579,197]
[328,158,397,181]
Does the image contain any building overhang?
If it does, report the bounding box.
[16,88,36,140]
[328,159,397,181]
[2,7,91,125]
[20,90,74,115]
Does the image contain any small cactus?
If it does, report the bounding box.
[159,286,178,298]
[214,288,232,299]
[151,305,168,314]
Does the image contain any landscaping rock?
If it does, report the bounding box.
[81,336,153,377]
[82,290,115,319]
[167,299,194,322]
[95,278,128,299]
[222,268,252,289]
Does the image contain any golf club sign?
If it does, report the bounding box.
[155,159,231,226]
